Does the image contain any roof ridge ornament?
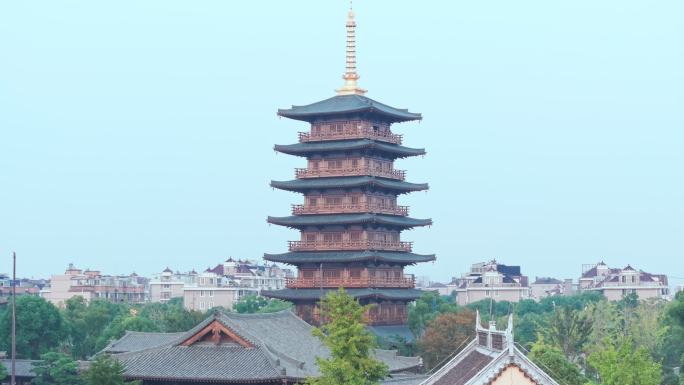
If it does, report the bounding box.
[336,2,367,96]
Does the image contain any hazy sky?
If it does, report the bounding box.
[1,1,683,285]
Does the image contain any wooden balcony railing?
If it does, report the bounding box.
[288,240,413,252]
[365,313,409,326]
[295,167,405,180]
[286,275,415,289]
[299,127,402,144]
[291,203,409,216]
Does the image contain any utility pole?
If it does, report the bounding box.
[11,252,17,385]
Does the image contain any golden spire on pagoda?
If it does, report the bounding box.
[336,1,367,95]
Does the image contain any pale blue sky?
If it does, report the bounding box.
[1,1,683,285]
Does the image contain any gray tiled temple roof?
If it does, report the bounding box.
[270,176,429,194]
[267,213,432,229]
[274,139,425,159]
[1,359,36,378]
[278,95,422,123]
[264,250,435,265]
[110,310,420,383]
[101,331,185,354]
[260,288,425,301]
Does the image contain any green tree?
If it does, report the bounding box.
[138,301,205,332]
[63,298,129,359]
[407,292,458,335]
[31,352,82,385]
[514,312,544,349]
[306,288,388,385]
[233,295,292,314]
[542,306,591,363]
[83,354,141,385]
[0,296,65,359]
[0,361,7,381]
[528,340,585,385]
[417,310,475,370]
[586,338,661,385]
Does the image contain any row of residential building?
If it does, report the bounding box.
[1,259,676,311]
[418,260,671,305]
[37,259,293,311]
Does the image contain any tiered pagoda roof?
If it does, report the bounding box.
[264,250,435,265]
[267,213,432,229]
[261,288,426,302]
[270,176,429,194]
[274,139,425,159]
[278,94,422,123]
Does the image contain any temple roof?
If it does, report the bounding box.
[278,94,422,123]
[103,310,420,383]
[267,213,432,229]
[264,250,435,265]
[271,176,429,194]
[261,288,425,301]
[274,139,425,159]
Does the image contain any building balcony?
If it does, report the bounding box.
[298,126,402,145]
[288,240,413,252]
[295,167,405,181]
[286,275,415,289]
[365,313,409,326]
[291,203,409,216]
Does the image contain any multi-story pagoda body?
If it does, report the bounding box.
[262,7,434,328]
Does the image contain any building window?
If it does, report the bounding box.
[163,284,170,289]
[200,290,205,297]
[209,291,214,297]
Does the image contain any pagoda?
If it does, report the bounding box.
[262,6,434,328]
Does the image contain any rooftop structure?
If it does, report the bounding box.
[262,6,433,332]
[579,262,669,300]
[453,260,530,305]
[102,310,421,385]
[529,277,574,301]
[419,312,560,385]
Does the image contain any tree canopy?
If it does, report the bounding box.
[83,354,141,385]
[31,352,82,385]
[0,296,65,359]
[306,288,388,385]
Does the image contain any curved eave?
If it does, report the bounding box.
[262,288,425,302]
[264,251,436,265]
[274,139,425,159]
[267,213,432,229]
[277,95,422,124]
[270,176,429,194]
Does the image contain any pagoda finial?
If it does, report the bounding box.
[336,2,367,96]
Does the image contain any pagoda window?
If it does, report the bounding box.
[305,233,317,242]
[350,231,361,241]
[324,197,342,206]
[323,232,343,242]
[311,160,320,170]
[324,270,340,278]
[350,195,360,205]
[351,159,359,168]
[308,197,318,206]
[349,269,362,279]
[302,270,314,279]
[328,159,344,169]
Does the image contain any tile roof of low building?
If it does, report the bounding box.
[532,277,563,285]
[107,310,420,383]
[263,250,435,265]
[274,139,425,159]
[278,95,422,123]
[270,176,429,194]
[1,359,37,378]
[267,213,432,229]
[101,331,186,354]
[262,288,425,301]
